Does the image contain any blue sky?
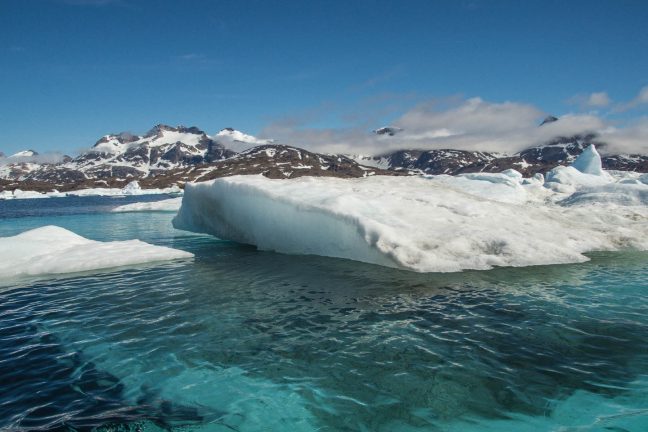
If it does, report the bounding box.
[1,0,648,155]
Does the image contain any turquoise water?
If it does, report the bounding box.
[1,196,647,431]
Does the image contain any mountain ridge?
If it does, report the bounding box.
[1,124,647,193]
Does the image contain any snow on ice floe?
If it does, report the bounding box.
[112,197,183,212]
[0,226,193,281]
[173,156,648,272]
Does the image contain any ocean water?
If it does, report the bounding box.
[1,196,647,431]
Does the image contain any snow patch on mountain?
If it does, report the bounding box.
[9,150,38,158]
[348,155,391,169]
[214,128,274,152]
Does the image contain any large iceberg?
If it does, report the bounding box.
[0,226,193,280]
[173,170,648,272]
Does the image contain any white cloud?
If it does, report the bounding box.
[260,97,647,156]
[568,91,611,109]
[615,85,648,112]
[587,92,611,107]
[599,117,648,155]
[636,87,648,104]
[178,53,204,61]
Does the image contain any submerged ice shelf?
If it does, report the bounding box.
[0,225,193,281]
[173,149,648,273]
[111,197,182,212]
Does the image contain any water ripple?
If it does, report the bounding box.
[0,211,647,430]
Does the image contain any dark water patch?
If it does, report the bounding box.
[0,284,206,431]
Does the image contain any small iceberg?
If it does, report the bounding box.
[0,226,193,280]
[544,144,648,205]
[571,144,604,175]
[544,145,614,194]
[121,180,142,195]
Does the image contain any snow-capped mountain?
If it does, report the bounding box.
[0,150,45,181]
[2,122,647,194]
[358,134,648,176]
[353,149,499,174]
[125,144,392,191]
[356,116,647,175]
[1,124,236,185]
[0,126,393,193]
[373,126,404,136]
[213,127,275,153]
[9,150,39,158]
[74,124,234,174]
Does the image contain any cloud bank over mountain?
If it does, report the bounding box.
[260,95,648,156]
[2,90,646,159]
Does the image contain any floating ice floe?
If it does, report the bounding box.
[112,197,183,212]
[173,146,648,272]
[0,226,193,280]
[0,182,182,200]
[67,181,182,197]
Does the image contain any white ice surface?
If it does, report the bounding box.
[0,185,182,200]
[112,197,183,212]
[11,189,51,199]
[173,170,648,273]
[0,226,193,280]
[66,185,181,197]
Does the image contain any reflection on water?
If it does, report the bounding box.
[0,203,647,431]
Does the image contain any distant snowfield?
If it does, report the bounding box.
[0,181,182,200]
[0,226,193,282]
[174,147,648,272]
